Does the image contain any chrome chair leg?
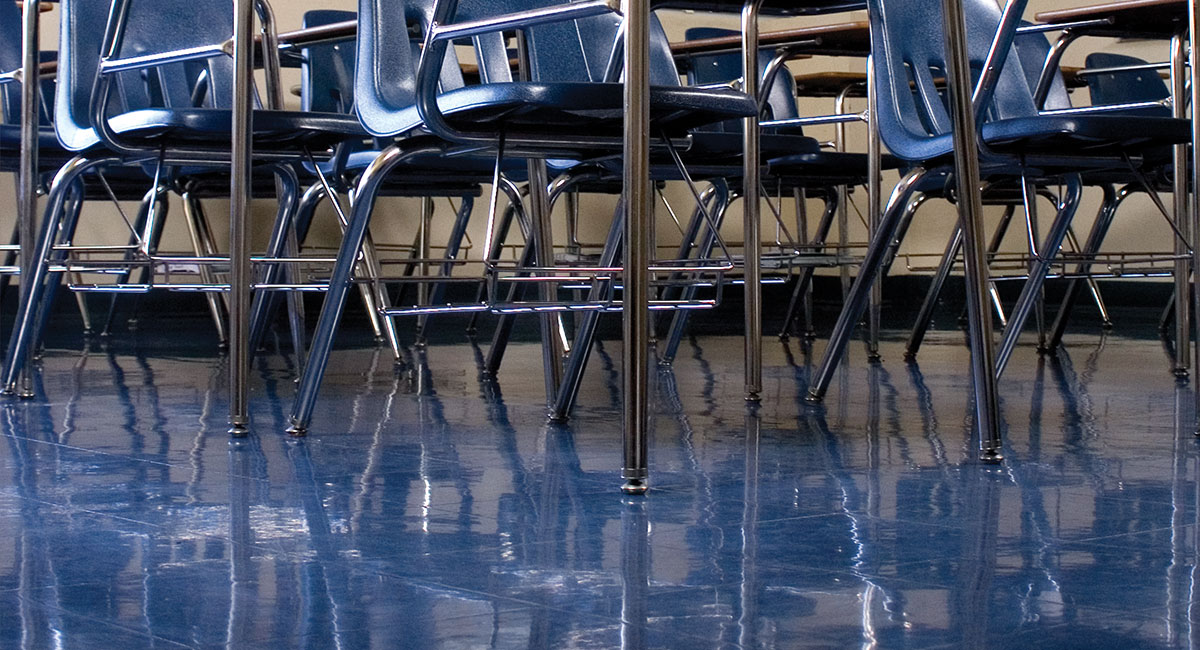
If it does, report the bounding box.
[417,196,475,341]
[660,186,732,365]
[483,170,591,378]
[72,287,92,334]
[741,0,765,404]
[182,191,228,347]
[995,174,1084,377]
[288,141,444,435]
[330,192,402,361]
[905,219,963,360]
[481,206,532,378]
[99,185,162,336]
[865,185,926,357]
[188,191,230,317]
[2,156,114,395]
[550,203,625,420]
[254,183,383,353]
[0,219,19,302]
[467,185,528,336]
[525,159,566,405]
[1045,184,1127,352]
[659,183,723,306]
[911,203,1015,359]
[302,184,387,344]
[807,167,928,403]
[247,165,301,355]
[283,209,307,373]
[480,211,527,376]
[779,190,838,341]
[29,183,86,360]
[1160,292,1175,334]
[956,203,1017,326]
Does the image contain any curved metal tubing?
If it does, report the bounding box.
[1032,31,1080,110]
[287,141,447,435]
[2,156,118,394]
[28,183,86,361]
[806,166,928,403]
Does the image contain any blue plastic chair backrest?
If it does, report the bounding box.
[1013,23,1070,111]
[564,11,677,85]
[867,0,1038,161]
[1084,52,1171,118]
[354,0,464,135]
[0,0,19,120]
[56,0,236,151]
[354,0,676,136]
[302,10,357,114]
[681,26,800,132]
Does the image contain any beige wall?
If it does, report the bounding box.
[0,1,1180,284]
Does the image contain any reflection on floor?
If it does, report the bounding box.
[0,319,1196,648]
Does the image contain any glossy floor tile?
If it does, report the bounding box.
[2,316,1199,648]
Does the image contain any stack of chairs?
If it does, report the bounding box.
[2,0,1193,454]
[804,0,1191,408]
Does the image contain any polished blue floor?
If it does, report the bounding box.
[1,316,1197,648]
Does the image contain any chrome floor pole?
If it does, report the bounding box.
[229,0,255,435]
[940,0,1002,461]
[741,0,764,403]
[15,0,41,398]
[1171,33,1190,377]
[1189,0,1200,435]
[866,57,883,361]
[621,0,651,494]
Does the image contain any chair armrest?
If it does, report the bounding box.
[429,0,619,43]
[1039,99,1171,116]
[99,43,231,76]
[762,112,867,129]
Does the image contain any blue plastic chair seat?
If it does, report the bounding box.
[687,132,822,161]
[360,82,757,139]
[981,114,1190,154]
[768,150,904,178]
[896,114,1191,163]
[101,108,367,150]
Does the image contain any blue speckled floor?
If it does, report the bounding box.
[1,318,1197,648]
